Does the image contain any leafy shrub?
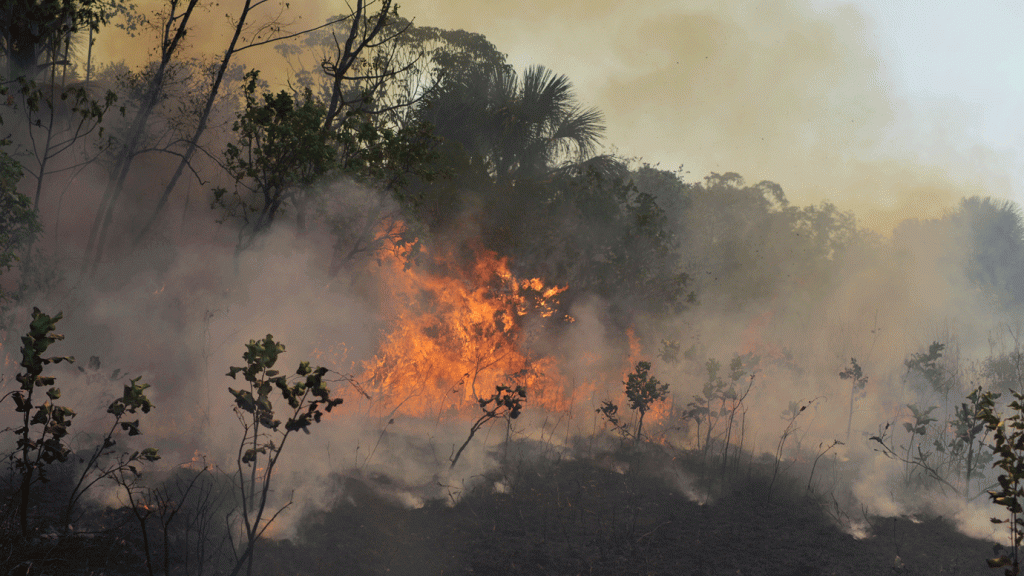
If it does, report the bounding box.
[597,360,669,443]
[10,308,75,536]
[225,334,344,576]
[451,370,528,468]
[977,388,1024,575]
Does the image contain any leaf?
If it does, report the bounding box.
[988,556,1012,568]
[230,388,256,412]
[120,420,141,436]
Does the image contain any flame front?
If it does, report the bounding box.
[358,244,572,418]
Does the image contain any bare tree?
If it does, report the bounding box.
[81,0,201,274]
[130,0,399,251]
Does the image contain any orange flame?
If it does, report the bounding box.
[358,243,573,418]
[626,327,642,362]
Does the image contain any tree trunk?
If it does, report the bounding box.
[131,0,255,248]
[81,0,201,275]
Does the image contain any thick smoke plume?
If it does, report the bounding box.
[2,0,1023,557]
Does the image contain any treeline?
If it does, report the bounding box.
[2,0,1024,326]
[8,2,1024,574]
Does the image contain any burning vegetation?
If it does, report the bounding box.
[1,1,1024,575]
[359,243,571,419]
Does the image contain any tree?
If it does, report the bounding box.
[93,0,383,267]
[212,66,437,260]
[976,388,1024,575]
[497,159,693,323]
[331,23,509,235]
[0,151,41,305]
[316,0,402,134]
[62,376,159,527]
[82,0,203,273]
[6,74,118,212]
[132,0,423,263]
[5,308,159,542]
[410,56,624,300]
[953,196,1024,304]
[839,357,868,441]
[421,63,604,186]
[450,375,527,469]
[212,71,340,253]
[0,0,119,231]
[0,0,123,80]
[10,308,74,536]
[621,361,668,442]
[225,335,344,576]
[677,172,859,306]
[268,7,448,271]
[597,360,669,443]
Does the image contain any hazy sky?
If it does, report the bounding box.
[391,0,1024,229]
[847,0,1024,148]
[93,0,1024,231]
[833,0,1024,206]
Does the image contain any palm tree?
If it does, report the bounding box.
[952,196,1024,302]
[423,63,605,186]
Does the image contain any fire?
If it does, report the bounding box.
[311,342,354,373]
[626,327,642,362]
[182,450,213,471]
[358,243,572,418]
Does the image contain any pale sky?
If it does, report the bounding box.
[392,0,1024,229]
[847,0,1024,147]
[92,0,1024,230]
[825,0,1024,204]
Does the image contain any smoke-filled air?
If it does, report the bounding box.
[2,0,1023,574]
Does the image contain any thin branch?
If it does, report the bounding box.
[234,15,353,53]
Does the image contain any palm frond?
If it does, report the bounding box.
[546,104,605,162]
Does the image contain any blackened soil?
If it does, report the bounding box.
[256,451,997,576]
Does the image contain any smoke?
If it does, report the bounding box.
[89,0,1017,225]
[6,0,1024,551]
[389,0,1018,228]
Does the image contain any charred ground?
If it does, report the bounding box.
[1,440,998,576]
[2,1,1024,575]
